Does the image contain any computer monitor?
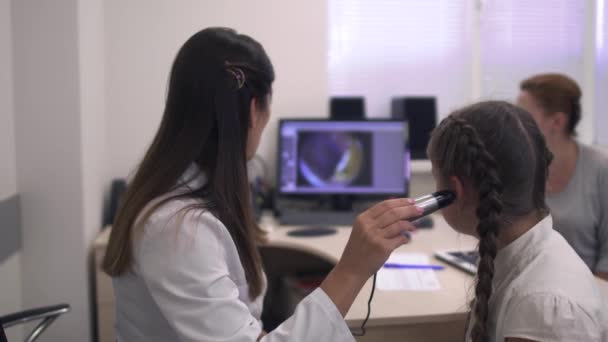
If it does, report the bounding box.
[278,119,409,196]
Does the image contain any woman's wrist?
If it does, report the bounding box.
[320,263,370,317]
[332,261,370,286]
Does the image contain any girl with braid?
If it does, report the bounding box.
[427,101,606,342]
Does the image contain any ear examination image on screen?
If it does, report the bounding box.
[279,121,408,195]
[297,131,372,188]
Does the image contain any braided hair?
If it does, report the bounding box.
[427,101,552,342]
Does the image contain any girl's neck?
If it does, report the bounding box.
[497,211,545,250]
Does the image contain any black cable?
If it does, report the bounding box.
[351,272,377,336]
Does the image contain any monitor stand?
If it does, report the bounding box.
[330,194,355,211]
[285,195,355,238]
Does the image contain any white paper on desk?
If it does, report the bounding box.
[376,253,441,291]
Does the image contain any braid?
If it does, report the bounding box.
[449,117,504,342]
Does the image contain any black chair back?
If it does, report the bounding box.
[1,322,8,342]
[0,304,70,342]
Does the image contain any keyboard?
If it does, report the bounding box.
[278,209,359,227]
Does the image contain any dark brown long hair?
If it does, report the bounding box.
[427,101,553,342]
[520,73,582,135]
[102,28,275,299]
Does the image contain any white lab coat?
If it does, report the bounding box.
[112,166,354,341]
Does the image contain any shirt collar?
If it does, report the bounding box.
[493,214,553,285]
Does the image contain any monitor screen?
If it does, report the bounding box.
[278,120,409,195]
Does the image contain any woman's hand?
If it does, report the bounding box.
[321,198,422,316]
[337,198,422,281]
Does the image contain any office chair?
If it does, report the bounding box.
[0,304,70,342]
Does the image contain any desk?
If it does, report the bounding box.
[93,215,608,342]
[260,215,477,341]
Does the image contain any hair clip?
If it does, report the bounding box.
[226,65,246,89]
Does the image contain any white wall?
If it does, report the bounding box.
[581,0,597,145]
[596,0,608,147]
[78,0,107,251]
[0,0,22,341]
[11,0,107,340]
[105,0,328,181]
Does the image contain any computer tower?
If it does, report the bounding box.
[329,97,366,120]
[391,97,437,160]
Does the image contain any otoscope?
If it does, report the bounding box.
[411,190,456,220]
[402,190,456,238]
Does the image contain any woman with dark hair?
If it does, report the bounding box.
[428,101,605,342]
[102,28,419,341]
[517,73,608,280]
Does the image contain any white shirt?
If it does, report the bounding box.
[474,215,607,342]
[113,167,354,341]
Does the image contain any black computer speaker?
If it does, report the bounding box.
[329,97,366,120]
[391,97,437,160]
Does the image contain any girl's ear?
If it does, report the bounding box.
[449,175,467,210]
